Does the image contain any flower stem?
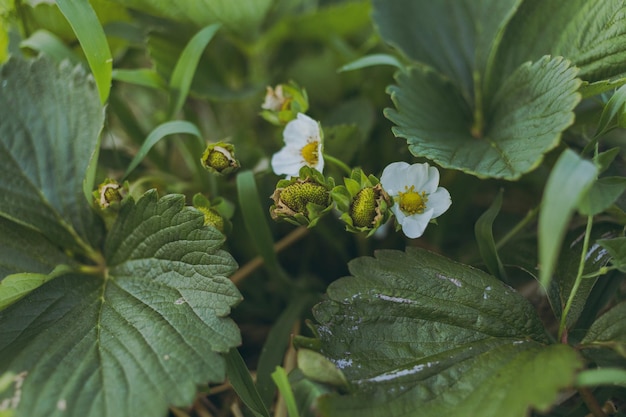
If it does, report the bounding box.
[578,387,608,417]
[495,206,540,250]
[323,153,351,176]
[558,215,593,342]
[230,226,309,286]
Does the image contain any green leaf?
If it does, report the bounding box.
[578,177,626,216]
[372,0,522,99]
[338,54,403,73]
[538,149,597,289]
[260,2,371,48]
[598,237,626,272]
[112,68,167,90]
[580,78,626,99]
[0,265,72,311]
[577,368,626,388]
[492,0,626,89]
[0,56,104,256]
[168,23,220,118]
[474,190,506,280]
[593,147,621,174]
[19,29,80,64]
[297,349,347,388]
[582,301,626,358]
[109,0,271,35]
[591,85,626,143]
[311,248,582,417]
[225,349,271,417]
[56,0,112,104]
[0,217,74,279]
[0,191,242,417]
[385,56,581,179]
[122,120,203,180]
[236,171,289,287]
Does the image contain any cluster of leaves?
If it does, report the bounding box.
[1,1,626,417]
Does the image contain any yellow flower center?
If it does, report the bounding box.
[301,141,319,166]
[398,185,428,215]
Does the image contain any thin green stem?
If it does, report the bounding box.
[323,153,351,176]
[558,215,593,342]
[78,263,104,276]
[581,266,616,279]
[495,206,540,250]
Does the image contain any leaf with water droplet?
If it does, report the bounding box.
[310,248,583,417]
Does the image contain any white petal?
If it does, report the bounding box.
[313,141,325,172]
[390,203,406,222]
[271,146,303,177]
[421,166,440,194]
[427,187,452,218]
[380,161,410,196]
[283,113,320,146]
[405,163,429,190]
[399,209,433,239]
[261,85,284,111]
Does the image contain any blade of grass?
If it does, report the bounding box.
[225,348,271,417]
[112,69,167,90]
[56,0,112,104]
[236,171,291,287]
[337,53,403,72]
[475,189,507,281]
[538,149,597,290]
[256,294,317,408]
[168,23,221,118]
[272,367,300,417]
[122,120,203,180]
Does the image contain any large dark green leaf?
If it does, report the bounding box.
[372,0,521,100]
[491,0,626,93]
[385,56,580,179]
[0,56,104,255]
[0,191,242,417]
[375,0,626,179]
[311,248,582,417]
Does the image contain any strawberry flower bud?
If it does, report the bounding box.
[201,142,239,175]
[331,168,392,236]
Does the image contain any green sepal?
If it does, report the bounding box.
[192,193,234,235]
[270,166,334,228]
[331,168,392,237]
[297,349,348,389]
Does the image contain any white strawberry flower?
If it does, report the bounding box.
[271,113,324,178]
[380,161,451,238]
